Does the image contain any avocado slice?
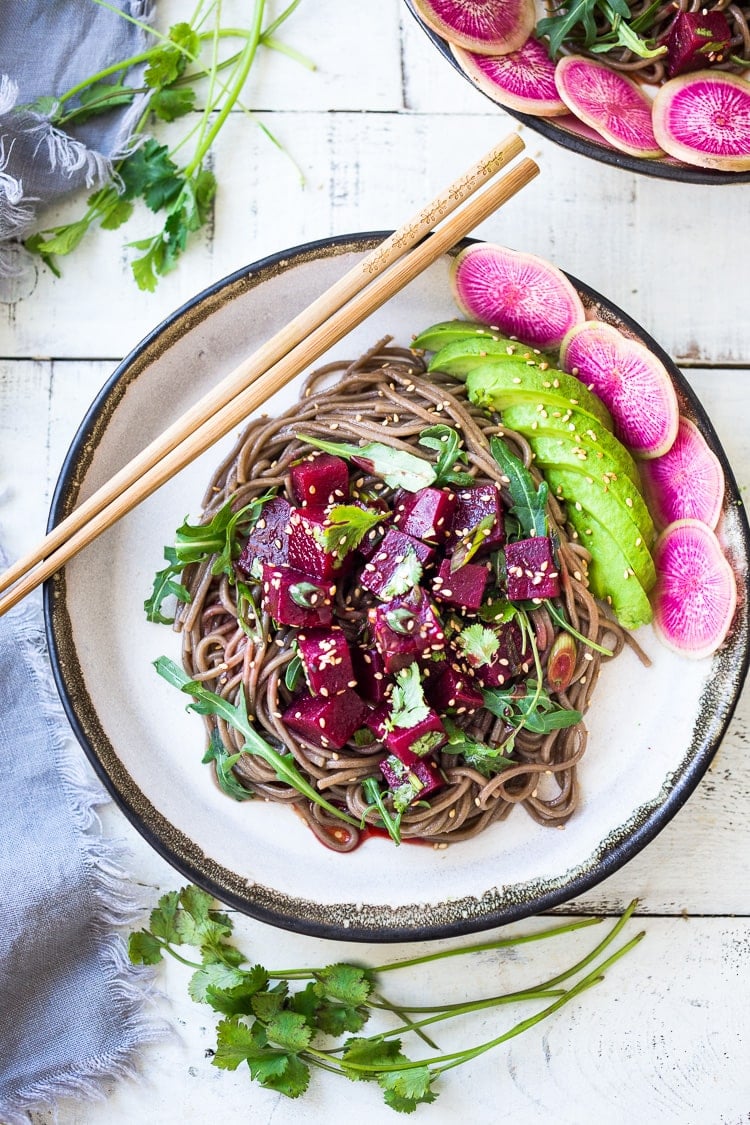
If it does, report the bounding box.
[428,334,542,379]
[466,359,613,430]
[411,320,506,354]
[526,434,655,545]
[545,465,656,591]
[499,401,641,487]
[563,504,653,631]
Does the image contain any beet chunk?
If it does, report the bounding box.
[359,527,434,600]
[369,590,446,673]
[393,487,457,543]
[283,689,369,750]
[432,556,489,611]
[365,701,391,742]
[297,629,356,697]
[236,497,292,577]
[385,710,447,758]
[380,748,444,805]
[261,564,334,628]
[449,485,505,552]
[505,537,560,601]
[665,10,732,77]
[476,620,532,688]
[425,663,484,713]
[288,506,350,580]
[290,453,349,507]
[351,645,391,703]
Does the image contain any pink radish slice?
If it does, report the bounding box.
[451,37,568,116]
[450,243,585,350]
[652,71,750,172]
[639,416,725,530]
[555,55,664,158]
[560,320,679,459]
[652,519,737,659]
[412,0,535,55]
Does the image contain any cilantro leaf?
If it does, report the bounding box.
[148,889,183,943]
[72,78,135,121]
[321,504,386,555]
[189,961,248,1003]
[252,985,288,1023]
[259,1053,311,1098]
[315,1000,369,1037]
[127,929,165,965]
[150,85,196,122]
[442,717,515,777]
[490,437,548,538]
[265,1011,313,1053]
[315,963,373,1007]
[418,424,473,486]
[380,547,423,599]
[386,663,430,731]
[205,966,270,1016]
[213,1016,267,1070]
[119,139,182,210]
[379,1065,438,1111]
[297,435,436,492]
[455,622,499,667]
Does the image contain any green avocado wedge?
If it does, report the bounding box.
[428,334,545,379]
[563,504,653,630]
[544,465,656,591]
[525,434,655,544]
[466,359,613,430]
[411,319,508,354]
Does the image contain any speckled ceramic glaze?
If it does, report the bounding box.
[405,1,750,186]
[45,234,750,942]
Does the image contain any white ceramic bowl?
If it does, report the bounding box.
[45,233,750,941]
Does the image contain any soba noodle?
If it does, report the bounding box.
[174,342,646,851]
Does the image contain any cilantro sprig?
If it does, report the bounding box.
[23,2,312,289]
[130,884,644,1111]
[321,504,387,556]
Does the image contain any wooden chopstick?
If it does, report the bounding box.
[0,148,538,617]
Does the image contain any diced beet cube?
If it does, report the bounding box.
[425,663,484,714]
[290,453,349,507]
[365,701,391,742]
[476,620,532,688]
[297,629,355,698]
[380,749,444,805]
[385,710,447,758]
[369,590,446,673]
[351,646,391,703]
[393,487,457,543]
[359,527,434,600]
[282,689,369,750]
[432,556,489,611]
[236,497,292,577]
[449,485,505,552]
[665,10,732,77]
[505,537,560,602]
[261,564,334,628]
[287,506,350,580]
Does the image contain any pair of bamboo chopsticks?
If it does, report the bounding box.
[0,135,538,618]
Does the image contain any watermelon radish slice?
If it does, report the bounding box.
[412,0,535,55]
[652,71,750,172]
[450,243,585,350]
[554,55,664,159]
[560,320,679,460]
[639,416,725,530]
[651,519,737,659]
[450,37,568,117]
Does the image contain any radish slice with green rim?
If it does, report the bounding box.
[451,37,568,117]
[652,519,737,659]
[412,0,535,55]
[639,416,725,530]
[560,320,679,459]
[554,55,664,159]
[450,243,586,350]
[652,71,750,172]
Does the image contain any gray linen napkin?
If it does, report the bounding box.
[1,3,169,1118]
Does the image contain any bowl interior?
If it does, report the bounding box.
[404,1,750,186]
[45,233,750,941]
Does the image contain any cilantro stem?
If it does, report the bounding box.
[545,600,614,657]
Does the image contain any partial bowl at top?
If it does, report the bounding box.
[45,233,749,942]
[405,0,750,185]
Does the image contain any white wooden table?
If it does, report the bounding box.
[3,3,749,1121]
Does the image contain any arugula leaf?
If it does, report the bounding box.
[537,0,666,57]
[155,657,360,828]
[297,435,436,492]
[320,504,386,555]
[455,622,499,667]
[482,682,583,734]
[386,663,430,731]
[284,652,303,692]
[490,436,548,539]
[362,776,402,846]
[418,425,473,486]
[202,729,254,802]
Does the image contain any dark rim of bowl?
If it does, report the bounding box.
[44,231,750,943]
[404,0,750,186]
